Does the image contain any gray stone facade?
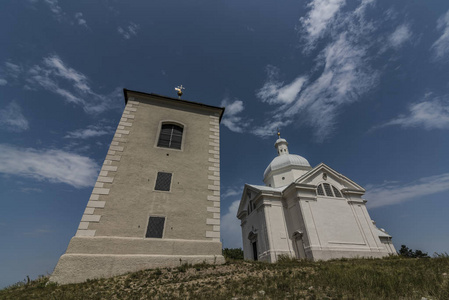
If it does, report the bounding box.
[50,90,225,284]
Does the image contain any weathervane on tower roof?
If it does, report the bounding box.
[277,128,281,139]
[175,85,185,99]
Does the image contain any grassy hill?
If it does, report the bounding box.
[1,256,448,299]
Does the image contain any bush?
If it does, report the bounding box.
[222,248,244,260]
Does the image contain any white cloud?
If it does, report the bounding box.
[65,124,113,139]
[24,55,121,114]
[0,144,99,188]
[252,119,290,138]
[5,62,22,78]
[299,0,347,48]
[43,0,63,20]
[118,22,139,39]
[388,24,412,48]
[74,12,87,26]
[377,96,449,130]
[220,98,249,133]
[257,65,307,105]
[256,33,378,141]
[0,101,29,132]
[222,186,241,199]
[0,78,7,86]
[365,173,449,208]
[432,10,449,60]
[254,1,382,141]
[221,200,242,248]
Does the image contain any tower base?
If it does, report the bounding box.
[50,237,225,285]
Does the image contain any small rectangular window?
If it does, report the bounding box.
[155,172,172,191]
[145,216,165,238]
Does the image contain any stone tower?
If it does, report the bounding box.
[51,89,225,284]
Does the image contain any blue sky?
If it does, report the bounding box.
[1,0,449,288]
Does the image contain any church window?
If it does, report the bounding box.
[323,183,334,197]
[332,186,343,198]
[145,216,165,238]
[157,124,183,149]
[317,184,325,196]
[155,172,172,191]
[317,183,343,198]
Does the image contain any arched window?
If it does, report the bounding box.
[157,123,183,149]
[316,183,343,198]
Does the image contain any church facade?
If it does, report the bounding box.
[237,136,395,262]
[51,89,225,284]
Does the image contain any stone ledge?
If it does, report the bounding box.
[75,230,96,237]
[78,222,89,230]
[206,231,220,238]
[97,176,114,183]
[207,195,220,201]
[207,207,220,213]
[94,182,104,188]
[206,218,220,225]
[87,201,106,208]
[92,188,110,195]
[110,145,124,152]
[105,155,121,161]
[102,165,118,172]
[116,129,130,135]
[84,207,95,215]
[208,185,220,191]
[81,215,101,222]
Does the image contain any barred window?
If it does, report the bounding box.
[317,183,343,198]
[323,183,334,197]
[145,216,165,238]
[317,184,325,196]
[332,186,343,198]
[157,124,183,149]
[155,172,172,191]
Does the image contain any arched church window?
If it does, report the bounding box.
[316,183,343,198]
[157,123,183,149]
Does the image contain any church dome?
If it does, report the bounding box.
[263,154,311,179]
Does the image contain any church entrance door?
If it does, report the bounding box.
[252,241,258,261]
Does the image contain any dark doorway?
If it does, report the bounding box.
[252,241,258,261]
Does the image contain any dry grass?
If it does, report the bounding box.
[1,256,448,299]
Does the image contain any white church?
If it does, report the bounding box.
[237,135,396,262]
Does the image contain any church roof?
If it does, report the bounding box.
[263,154,311,179]
[123,88,225,121]
[247,184,284,193]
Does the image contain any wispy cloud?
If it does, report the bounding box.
[0,101,29,132]
[65,124,113,139]
[117,22,139,39]
[388,23,412,49]
[5,62,22,78]
[375,96,449,130]
[256,33,378,141]
[43,0,63,19]
[222,186,241,199]
[432,10,449,60]
[220,98,249,133]
[0,144,99,188]
[221,200,242,248]
[257,65,307,106]
[255,0,382,141]
[365,173,449,208]
[0,78,7,85]
[22,54,121,114]
[74,12,87,27]
[299,0,347,49]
